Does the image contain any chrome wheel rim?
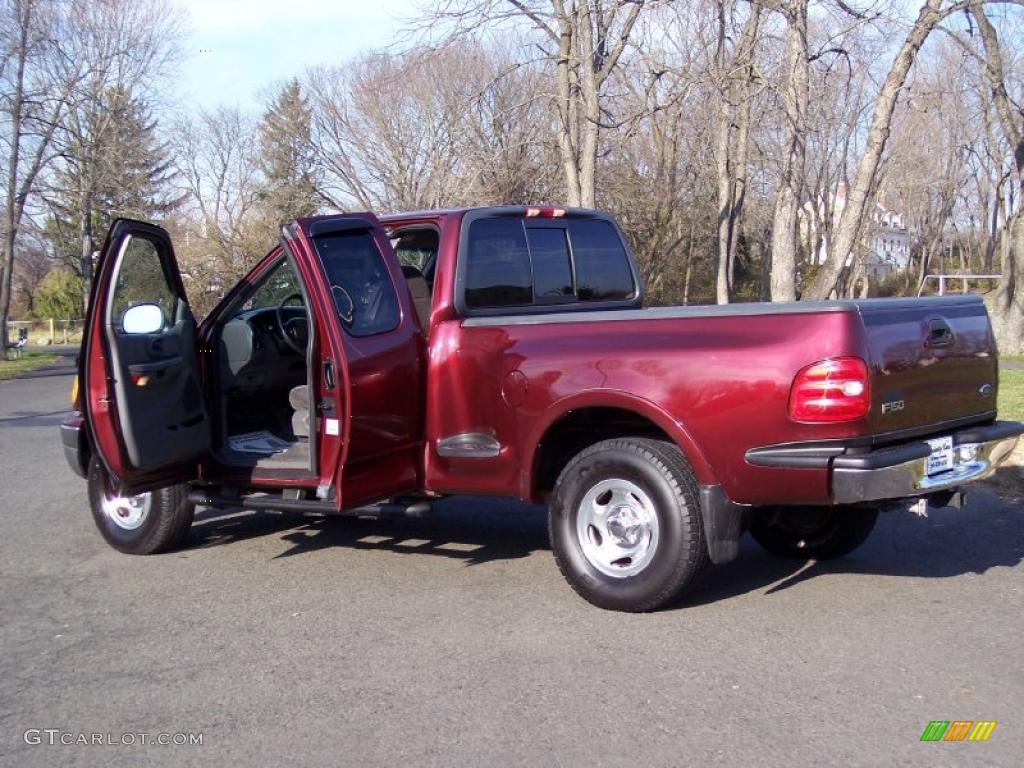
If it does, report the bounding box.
[576,478,659,578]
[101,486,152,531]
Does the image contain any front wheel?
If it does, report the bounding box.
[87,457,194,554]
[748,506,878,559]
[549,438,708,612]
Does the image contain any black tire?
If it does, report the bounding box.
[87,457,194,554]
[549,438,708,612]
[749,506,878,559]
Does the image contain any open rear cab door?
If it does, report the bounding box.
[82,219,210,494]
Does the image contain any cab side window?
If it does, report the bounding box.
[109,235,178,332]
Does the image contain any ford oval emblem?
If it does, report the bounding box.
[979,383,994,398]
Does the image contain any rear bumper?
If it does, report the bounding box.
[60,413,89,478]
[747,420,1022,505]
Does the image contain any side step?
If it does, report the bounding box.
[187,489,433,518]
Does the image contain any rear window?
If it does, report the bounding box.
[463,216,635,311]
[525,227,574,302]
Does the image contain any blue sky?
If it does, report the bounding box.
[177,0,416,111]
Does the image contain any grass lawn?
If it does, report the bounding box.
[0,350,59,381]
[1000,369,1024,422]
[986,367,1024,500]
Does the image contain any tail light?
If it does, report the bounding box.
[789,357,870,423]
[525,207,566,218]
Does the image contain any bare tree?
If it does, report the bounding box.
[423,1,656,207]
[307,45,558,211]
[46,0,181,311]
[712,1,761,304]
[1,0,81,354]
[767,0,808,301]
[172,106,266,312]
[970,1,1024,352]
[805,0,1024,301]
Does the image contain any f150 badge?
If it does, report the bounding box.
[882,399,905,415]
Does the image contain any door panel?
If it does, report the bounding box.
[84,219,209,491]
[286,215,426,509]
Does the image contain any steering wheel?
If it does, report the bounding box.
[275,292,307,355]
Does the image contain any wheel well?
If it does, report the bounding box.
[532,407,672,499]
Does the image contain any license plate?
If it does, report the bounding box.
[926,436,955,476]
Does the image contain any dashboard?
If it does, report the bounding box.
[217,307,308,393]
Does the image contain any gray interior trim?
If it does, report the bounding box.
[460,295,984,328]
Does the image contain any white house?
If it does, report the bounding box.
[807,184,911,279]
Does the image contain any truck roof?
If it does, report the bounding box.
[378,205,590,224]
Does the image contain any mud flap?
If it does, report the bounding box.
[699,485,745,564]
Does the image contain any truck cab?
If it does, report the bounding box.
[62,207,1022,612]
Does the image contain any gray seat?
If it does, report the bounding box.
[289,385,310,439]
[402,265,431,334]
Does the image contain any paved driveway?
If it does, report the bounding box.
[1,360,1022,767]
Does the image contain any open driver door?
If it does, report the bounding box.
[82,219,210,495]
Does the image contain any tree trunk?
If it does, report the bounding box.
[804,0,947,300]
[770,0,809,302]
[0,0,32,355]
[554,23,582,206]
[713,3,760,305]
[970,2,1024,354]
[715,103,733,305]
[80,210,94,313]
[989,215,1024,354]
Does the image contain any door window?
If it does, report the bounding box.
[241,259,303,312]
[313,230,400,337]
[109,235,178,332]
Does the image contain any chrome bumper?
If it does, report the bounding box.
[831,421,1022,504]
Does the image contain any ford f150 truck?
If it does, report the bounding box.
[60,206,1022,611]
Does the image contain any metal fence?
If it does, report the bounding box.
[917,274,1002,297]
[6,319,84,346]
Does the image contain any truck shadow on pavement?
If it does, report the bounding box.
[187,491,1023,610]
[685,492,1024,609]
[190,496,551,566]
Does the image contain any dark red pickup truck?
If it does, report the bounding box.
[61,206,1022,611]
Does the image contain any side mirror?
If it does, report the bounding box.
[121,303,165,335]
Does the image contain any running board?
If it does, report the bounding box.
[187,490,433,518]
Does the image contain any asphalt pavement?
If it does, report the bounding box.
[1,359,1022,767]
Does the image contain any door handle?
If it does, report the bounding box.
[323,358,335,389]
[128,357,182,374]
[926,320,954,348]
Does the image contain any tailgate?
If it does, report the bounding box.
[857,296,998,438]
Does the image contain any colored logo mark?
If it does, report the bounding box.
[920,721,996,742]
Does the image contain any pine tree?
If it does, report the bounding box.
[257,79,321,226]
[95,87,182,225]
[44,86,182,310]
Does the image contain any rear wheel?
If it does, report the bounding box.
[549,438,708,612]
[87,457,194,554]
[749,506,878,559]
